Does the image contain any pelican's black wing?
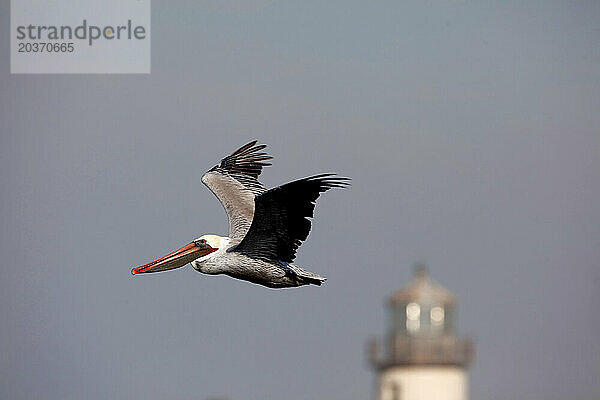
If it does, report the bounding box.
[231,174,349,263]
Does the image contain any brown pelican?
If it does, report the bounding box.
[131,141,349,288]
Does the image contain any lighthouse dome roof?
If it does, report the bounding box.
[389,264,456,306]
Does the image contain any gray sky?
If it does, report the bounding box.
[1,1,599,399]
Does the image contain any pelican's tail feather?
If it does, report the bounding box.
[289,264,327,286]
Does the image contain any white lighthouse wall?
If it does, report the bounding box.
[378,366,468,400]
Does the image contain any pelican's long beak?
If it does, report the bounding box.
[131,242,211,275]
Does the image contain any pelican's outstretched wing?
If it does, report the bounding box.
[201,141,272,243]
[232,174,349,262]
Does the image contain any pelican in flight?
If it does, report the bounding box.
[131,141,349,288]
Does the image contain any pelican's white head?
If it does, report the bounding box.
[190,234,229,274]
[131,234,227,276]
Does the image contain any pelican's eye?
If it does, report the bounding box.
[195,239,207,246]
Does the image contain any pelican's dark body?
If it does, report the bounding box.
[192,247,326,288]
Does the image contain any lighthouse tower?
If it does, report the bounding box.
[369,265,474,400]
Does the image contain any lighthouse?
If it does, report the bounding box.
[369,265,474,400]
